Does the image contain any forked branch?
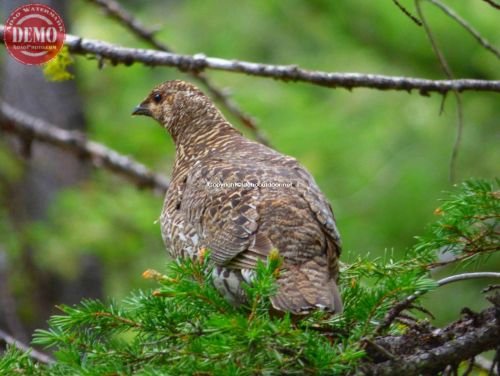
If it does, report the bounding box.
[1,26,499,94]
[0,100,169,194]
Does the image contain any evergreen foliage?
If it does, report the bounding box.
[415,179,500,268]
[0,347,44,375]
[0,179,498,375]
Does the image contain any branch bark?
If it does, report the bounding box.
[376,272,500,335]
[1,25,499,95]
[0,100,169,194]
[364,295,500,375]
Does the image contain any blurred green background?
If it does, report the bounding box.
[0,0,498,336]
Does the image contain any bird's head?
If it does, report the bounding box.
[132,80,218,141]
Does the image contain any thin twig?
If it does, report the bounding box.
[93,311,142,328]
[481,0,500,10]
[366,304,500,375]
[448,94,463,183]
[426,246,499,269]
[427,0,500,59]
[86,0,169,51]
[415,0,464,183]
[376,272,500,334]
[85,0,269,145]
[0,26,498,94]
[0,100,169,194]
[437,272,500,287]
[483,285,500,293]
[0,328,54,365]
[392,0,423,26]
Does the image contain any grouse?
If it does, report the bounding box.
[133,80,342,314]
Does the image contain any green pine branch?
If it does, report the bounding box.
[416,179,500,269]
[0,179,498,375]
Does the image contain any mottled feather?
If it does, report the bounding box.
[133,80,343,314]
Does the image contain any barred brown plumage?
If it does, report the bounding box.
[133,80,342,314]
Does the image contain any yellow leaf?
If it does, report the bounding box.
[43,46,74,82]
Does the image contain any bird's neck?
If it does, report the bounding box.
[170,116,243,178]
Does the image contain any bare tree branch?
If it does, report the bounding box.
[365,298,500,375]
[1,26,499,94]
[438,272,500,286]
[427,0,500,59]
[85,0,269,145]
[415,0,464,183]
[87,0,166,51]
[0,328,54,365]
[481,0,500,10]
[0,100,169,194]
[376,272,500,334]
[392,0,423,26]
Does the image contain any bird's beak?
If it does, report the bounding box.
[132,103,152,117]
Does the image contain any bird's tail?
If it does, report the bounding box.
[270,262,342,315]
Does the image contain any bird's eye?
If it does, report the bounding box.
[153,93,162,103]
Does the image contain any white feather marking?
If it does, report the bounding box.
[241,269,256,284]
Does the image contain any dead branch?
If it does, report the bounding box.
[481,0,500,10]
[0,328,54,365]
[364,295,500,375]
[438,272,500,286]
[85,0,269,145]
[415,0,464,183]
[427,0,500,59]
[0,100,169,194]
[376,272,500,335]
[1,26,499,95]
[86,0,166,51]
[392,0,423,26]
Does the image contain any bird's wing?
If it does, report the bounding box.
[182,154,341,272]
[281,156,342,257]
[236,148,341,248]
[182,159,272,268]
